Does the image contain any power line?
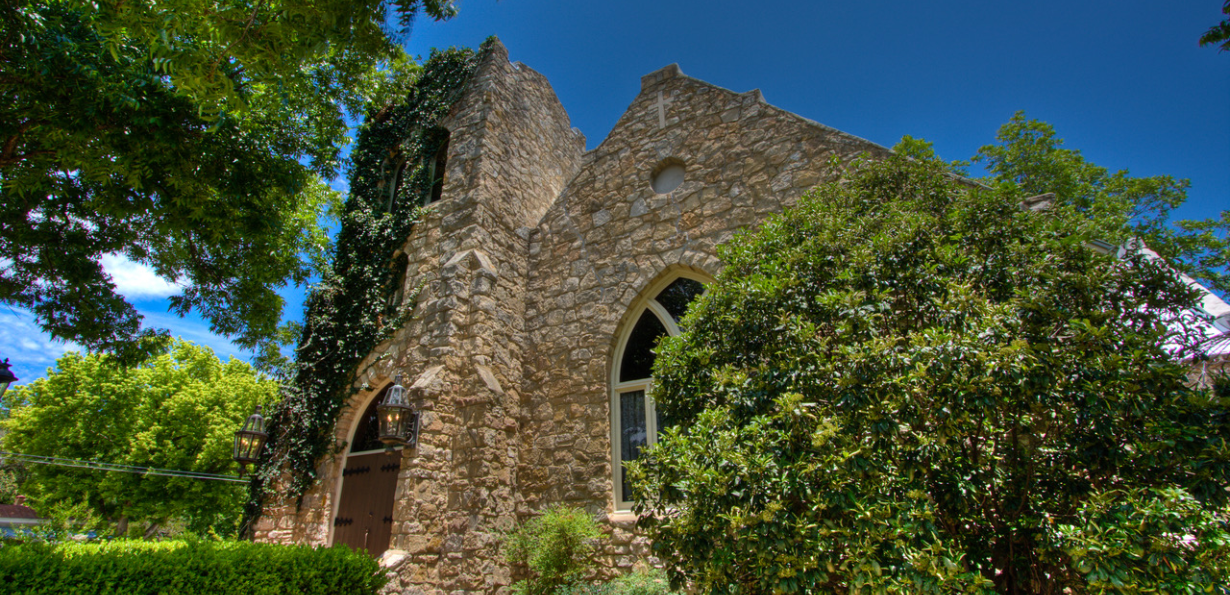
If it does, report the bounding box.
[0,451,247,483]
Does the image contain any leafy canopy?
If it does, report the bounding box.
[633,156,1230,594]
[0,340,278,536]
[901,114,1228,298]
[0,0,453,360]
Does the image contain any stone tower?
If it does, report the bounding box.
[256,40,586,591]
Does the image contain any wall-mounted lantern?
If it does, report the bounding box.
[233,406,269,475]
[377,372,421,451]
[0,359,17,400]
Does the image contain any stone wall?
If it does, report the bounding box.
[255,39,586,595]
[517,63,890,573]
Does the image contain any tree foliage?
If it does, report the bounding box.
[1201,1,1230,52]
[0,341,278,536]
[899,114,1229,298]
[0,0,454,360]
[632,156,1230,594]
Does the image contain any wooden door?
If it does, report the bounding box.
[333,451,400,557]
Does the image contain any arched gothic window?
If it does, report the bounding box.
[611,275,706,510]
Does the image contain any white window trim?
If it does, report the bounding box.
[612,379,655,512]
[610,275,707,512]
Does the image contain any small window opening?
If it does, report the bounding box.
[425,133,450,205]
[650,158,686,194]
[387,254,409,310]
[378,153,408,213]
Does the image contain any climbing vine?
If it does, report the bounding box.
[241,43,485,530]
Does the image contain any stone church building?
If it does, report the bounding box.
[252,39,1229,593]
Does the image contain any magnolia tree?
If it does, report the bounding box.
[0,341,278,536]
[632,156,1230,594]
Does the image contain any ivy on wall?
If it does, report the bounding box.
[241,43,486,530]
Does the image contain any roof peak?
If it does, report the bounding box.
[640,63,682,92]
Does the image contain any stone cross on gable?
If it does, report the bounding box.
[652,90,673,129]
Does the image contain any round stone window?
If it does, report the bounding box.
[650,159,685,194]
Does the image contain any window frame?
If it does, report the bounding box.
[609,273,708,512]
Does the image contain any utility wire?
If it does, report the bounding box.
[2,451,225,477]
[0,451,247,483]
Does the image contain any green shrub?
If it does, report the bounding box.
[0,537,386,595]
[633,155,1230,593]
[24,500,105,543]
[559,568,680,595]
[504,505,605,595]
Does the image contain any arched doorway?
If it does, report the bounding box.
[332,385,402,557]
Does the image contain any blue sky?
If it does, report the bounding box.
[3,0,1227,385]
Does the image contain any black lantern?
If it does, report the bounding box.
[0,359,16,400]
[233,406,269,473]
[377,373,421,450]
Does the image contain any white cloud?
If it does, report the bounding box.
[329,178,351,195]
[0,309,83,384]
[100,253,181,300]
[138,311,252,363]
[0,307,255,386]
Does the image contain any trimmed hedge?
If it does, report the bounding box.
[0,538,387,594]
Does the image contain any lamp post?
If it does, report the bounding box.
[232,406,269,476]
[377,372,421,451]
[0,359,16,400]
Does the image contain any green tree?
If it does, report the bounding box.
[0,0,454,359]
[899,113,1228,297]
[0,465,22,504]
[1201,1,1230,51]
[633,156,1230,593]
[0,340,278,536]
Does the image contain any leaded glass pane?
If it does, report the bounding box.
[619,310,667,382]
[655,277,705,322]
[619,390,647,502]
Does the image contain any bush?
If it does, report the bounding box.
[0,538,386,594]
[633,156,1230,593]
[559,568,679,595]
[504,505,605,595]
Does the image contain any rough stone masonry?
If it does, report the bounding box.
[254,37,895,593]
